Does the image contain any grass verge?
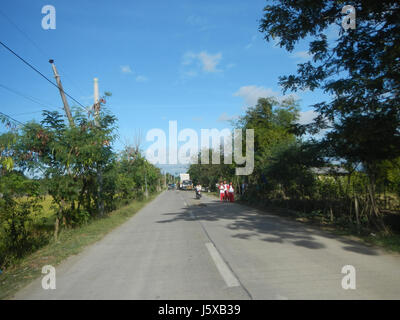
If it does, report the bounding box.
[0,192,160,300]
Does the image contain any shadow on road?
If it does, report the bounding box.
[156,194,378,255]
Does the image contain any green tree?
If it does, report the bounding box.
[260,1,400,120]
[188,148,235,191]
[14,109,117,238]
[259,0,400,231]
[0,171,42,267]
[234,96,299,189]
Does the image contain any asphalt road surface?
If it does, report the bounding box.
[14,190,400,299]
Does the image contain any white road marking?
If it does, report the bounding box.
[205,242,240,287]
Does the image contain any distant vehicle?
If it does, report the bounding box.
[181,180,193,190]
[168,183,176,190]
[179,173,190,188]
[179,173,193,190]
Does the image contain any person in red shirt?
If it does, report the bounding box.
[228,182,235,202]
[219,181,225,202]
[223,180,229,202]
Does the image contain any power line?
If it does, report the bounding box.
[0,111,24,125]
[10,111,43,117]
[0,9,48,58]
[0,83,59,111]
[0,40,87,110]
[0,9,87,97]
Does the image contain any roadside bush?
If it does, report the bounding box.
[0,106,163,268]
[0,171,43,268]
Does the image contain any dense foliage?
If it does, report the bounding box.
[190,0,400,234]
[0,104,162,268]
[258,0,399,232]
[189,95,400,234]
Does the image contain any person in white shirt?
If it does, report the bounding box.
[228,182,235,202]
[219,181,225,202]
[195,184,202,198]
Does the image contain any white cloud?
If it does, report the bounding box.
[135,75,148,82]
[245,34,257,50]
[290,50,312,60]
[217,112,238,122]
[234,85,297,108]
[296,110,330,139]
[120,65,133,74]
[182,51,222,73]
[234,86,279,106]
[198,51,222,72]
[297,110,318,125]
[120,65,148,81]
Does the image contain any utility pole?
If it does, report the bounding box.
[49,60,74,126]
[145,170,148,198]
[93,77,100,126]
[93,77,104,216]
[94,78,99,106]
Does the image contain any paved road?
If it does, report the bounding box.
[14,190,400,299]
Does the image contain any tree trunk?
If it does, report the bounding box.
[97,164,104,216]
[367,173,390,234]
[354,196,360,234]
[55,199,67,239]
[54,216,59,241]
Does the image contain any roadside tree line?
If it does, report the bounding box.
[189,96,400,234]
[0,105,162,268]
[190,0,400,235]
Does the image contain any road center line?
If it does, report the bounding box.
[205,242,240,287]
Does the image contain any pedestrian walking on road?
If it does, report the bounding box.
[228,182,235,202]
[224,180,229,202]
[219,181,225,202]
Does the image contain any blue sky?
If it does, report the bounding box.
[0,0,332,172]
